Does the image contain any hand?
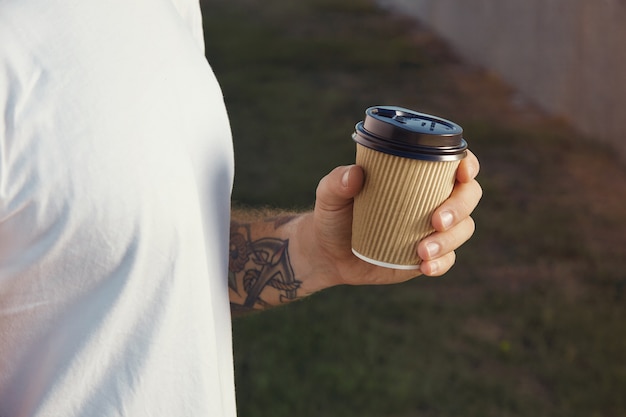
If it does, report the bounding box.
[300,150,482,289]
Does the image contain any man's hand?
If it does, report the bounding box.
[229,151,481,312]
[296,150,482,291]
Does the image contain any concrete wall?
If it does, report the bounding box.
[379,0,626,157]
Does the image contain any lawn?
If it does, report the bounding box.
[201,0,626,416]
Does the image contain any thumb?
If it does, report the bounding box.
[315,165,364,212]
[313,165,364,253]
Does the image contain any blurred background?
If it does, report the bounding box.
[201,0,626,416]
[378,0,626,160]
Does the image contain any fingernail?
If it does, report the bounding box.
[341,167,350,187]
[422,260,439,276]
[425,242,441,258]
[441,211,454,229]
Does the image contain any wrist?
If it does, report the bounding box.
[290,212,344,294]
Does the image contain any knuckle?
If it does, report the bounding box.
[467,216,476,235]
[474,180,484,200]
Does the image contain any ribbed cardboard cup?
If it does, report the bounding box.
[351,106,468,269]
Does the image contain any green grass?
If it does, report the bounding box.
[201,0,626,416]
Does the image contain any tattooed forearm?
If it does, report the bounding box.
[228,216,302,313]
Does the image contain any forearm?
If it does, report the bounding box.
[226,157,481,315]
[228,209,330,315]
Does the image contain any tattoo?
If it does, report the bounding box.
[228,219,301,310]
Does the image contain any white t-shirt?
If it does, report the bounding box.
[0,0,236,416]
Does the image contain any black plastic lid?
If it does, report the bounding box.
[352,106,468,161]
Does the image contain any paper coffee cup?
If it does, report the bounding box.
[351,106,468,269]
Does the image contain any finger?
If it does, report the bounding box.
[315,165,364,212]
[314,165,364,253]
[432,178,482,232]
[419,250,456,277]
[456,150,480,183]
[418,216,476,262]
